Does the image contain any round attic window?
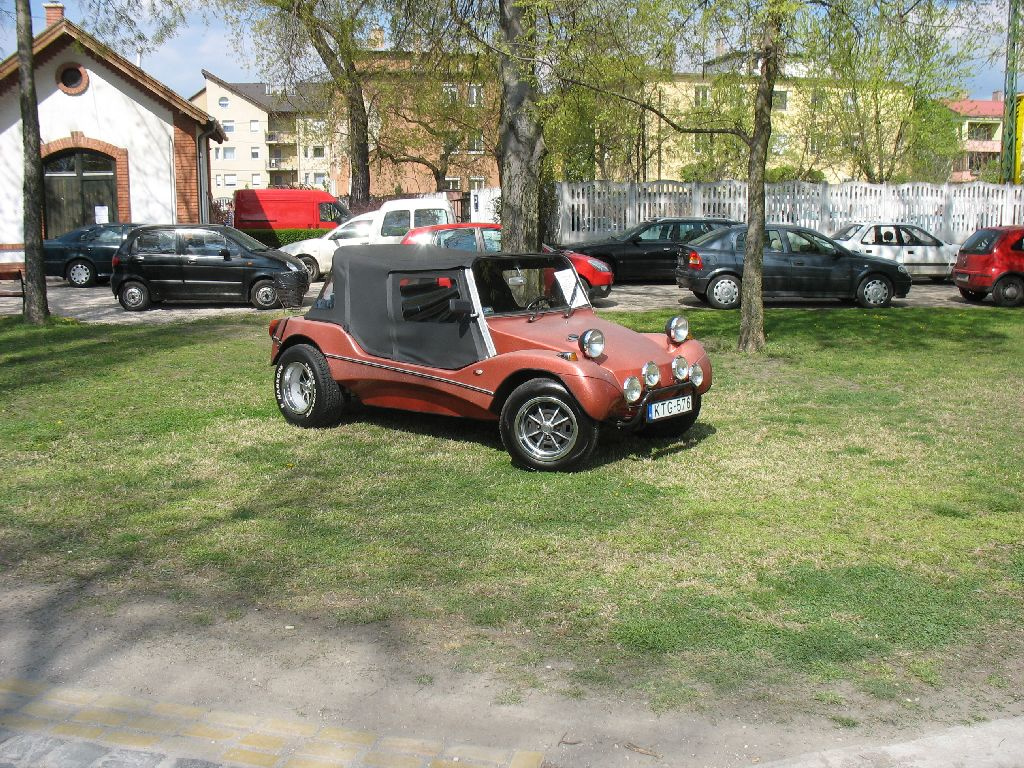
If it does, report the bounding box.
[219,96,230,108]
[55,63,88,95]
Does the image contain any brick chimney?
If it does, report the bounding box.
[43,2,65,27]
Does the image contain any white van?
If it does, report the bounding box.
[281,197,455,280]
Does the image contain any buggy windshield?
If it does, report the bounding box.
[472,254,589,316]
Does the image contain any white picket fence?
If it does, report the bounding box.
[551,180,1024,245]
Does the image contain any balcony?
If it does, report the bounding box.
[266,131,297,144]
[965,139,1000,153]
[268,157,298,171]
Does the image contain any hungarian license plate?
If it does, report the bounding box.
[648,395,692,421]
[954,274,968,284]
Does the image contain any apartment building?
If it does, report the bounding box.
[947,93,1005,182]
[190,71,336,201]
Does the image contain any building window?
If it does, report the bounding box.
[252,173,262,186]
[808,136,825,155]
[224,174,237,186]
[222,120,234,133]
[772,89,788,111]
[251,146,260,159]
[467,132,485,153]
[215,174,222,186]
[444,176,462,191]
[213,147,220,159]
[442,83,458,105]
[218,96,229,108]
[469,176,486,190]
[313,172,327,186]
[223,147,236,160]
[772,133,789,155]
[250,119,260,132]
[55,63,89,95]
[694,85,710,107]
[967,122,998,141]
[312,146,325,158]
[468,84,483,106]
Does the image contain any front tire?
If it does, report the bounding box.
[959,287,986,303]
[637,393,702,438]
[118,281,150,311]
[856,274,893,308]
[992,275,1024,307]
[274,344,347,428]
[299,256,321,282]
[67,259,96,287]
[707,274,741,309]
[499,379,598,471]
[251,279,280,310]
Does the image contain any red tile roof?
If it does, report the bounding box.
[947,99,1006,118]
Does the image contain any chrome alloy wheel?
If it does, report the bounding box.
[711,277,739,307]
[122,285,145,308]
[513,396,579,463]
[861,278,890,306]
[281,361,315,414]
[68,263,92,286]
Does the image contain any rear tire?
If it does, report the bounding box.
[118,281,150,311]
[992,275,1024,307]
[707,274,741,309]
[499,379,598,471]
[637,393,702,438]
[299,256,320,282]
[856,274,893,308]
[66,259,96,287]
[958,287,986,303]
[251,279,280,310]
[274,344,347,428]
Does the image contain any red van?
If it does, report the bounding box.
[233,189,351,231]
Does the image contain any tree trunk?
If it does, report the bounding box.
[496,0,545,253]
[16,0,48,325]
[738,8,783,354]
[346,79,371,210]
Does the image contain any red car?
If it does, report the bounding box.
[400,222,614,299]
[953,227,1024,306]
[270,245,712,471]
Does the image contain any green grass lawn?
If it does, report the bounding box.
[1,307,1021,721]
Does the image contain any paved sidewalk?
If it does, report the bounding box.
[0,678,544,768]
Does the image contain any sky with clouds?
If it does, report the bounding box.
[0,0,1009,102]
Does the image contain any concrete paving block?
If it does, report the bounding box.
[92,748,166,768]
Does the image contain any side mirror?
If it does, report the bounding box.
[448,298,475,317]
[220,249,231,260]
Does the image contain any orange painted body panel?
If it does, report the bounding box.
[271,306,712,424]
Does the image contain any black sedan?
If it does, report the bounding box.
[567,217,737,281]
[676,224,912,309]
[44,223,141,287]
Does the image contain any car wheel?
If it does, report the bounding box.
[251,279,280,310]
[274,344,347,428]
[693,291,709,304]
[118,281,150,311]
[856,274,893,308]
[637,393,702,438]
[958,287,986,303]
[66,259,96,288]
[706,274,741,309]
[992,275,1024,307]
[499,379,599,471]
[299,256,320,282]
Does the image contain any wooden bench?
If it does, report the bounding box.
[0,262,26,313]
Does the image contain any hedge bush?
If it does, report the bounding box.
[240,229,322,248]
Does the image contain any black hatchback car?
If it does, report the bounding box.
[676,224,912,309]
[44,223,141,287]
[111,225,309,311]
[567,217,738,280]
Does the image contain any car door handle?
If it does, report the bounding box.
[793,260,805,266]
[186,257,198,263]
[906,250,915,255]
[864,249,873,253]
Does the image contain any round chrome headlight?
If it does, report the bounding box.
[666,315,689,343]
[672,355,689,381]
[579,329,605,358]
[689,362,704,387]
[623,376,642,403]
[642,361,660,388]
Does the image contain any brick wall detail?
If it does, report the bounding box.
[173,113,199,223]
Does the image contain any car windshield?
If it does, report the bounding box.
[960,229,1000,254]
[832,224,861,240]
[226,227,271,251]
[472,254,589,316]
